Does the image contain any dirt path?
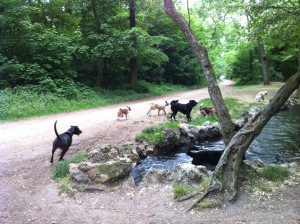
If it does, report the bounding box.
[0,81,299,224]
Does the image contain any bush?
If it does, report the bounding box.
[134,80,150,93]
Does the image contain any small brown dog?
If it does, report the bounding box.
[199,104,216,117]
[147,101,169,116]
[117,106,131,120]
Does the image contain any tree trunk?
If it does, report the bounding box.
[295,37,300,98]
[186,0,191,27]
[211,72,300,200]
[92,0,103,89]
[96,59,103,89]
[187,72,300,211]
[130,0,138,88]
[258,37,271,85]
[163,0,236,146]
[164,0,300,211]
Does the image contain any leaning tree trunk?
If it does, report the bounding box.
[187,72,300,211]
[164,0,236,146]
[258,37,271,85]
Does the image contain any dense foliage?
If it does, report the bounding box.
[0,0,299,93]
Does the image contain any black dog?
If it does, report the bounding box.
[50,120,82,163]
[170,100,198,122]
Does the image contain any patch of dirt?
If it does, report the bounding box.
[1,81,299,224]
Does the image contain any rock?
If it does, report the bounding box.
[289,157,300,164]
[139,163,209,186]
[136,143,155,159]
[280,98,297,111]
[94,161,132,183]
[88,144,120,163]
[140,169,174,186]
[173,163,208,185]
[69,144,134,191]
[179,124,199,144]
[70,161,132,191]
[243,159,265,170]
[154,129,180,155]
[69,163,90,183]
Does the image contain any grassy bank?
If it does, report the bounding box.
[0,81,198,122]
[136,97,263,144]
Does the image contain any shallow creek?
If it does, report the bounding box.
[131,105,300,184]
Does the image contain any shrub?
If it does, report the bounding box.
[134,80,150,93]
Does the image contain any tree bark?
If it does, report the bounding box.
[295,37,300,98]
[163,0,236,146]
[211,71,300,200]
[130,0,138,88]
[187,71,300,211]
[258,37,271,85]
[186,0,191,27]
[164,0,300,211]
[92,0,103,89]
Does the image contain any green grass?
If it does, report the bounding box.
[234,82,283,90]
[58,184,76,196]
[240,164,292,194]
[0,82,196,121]
[195,198,223,210]
[53,150,87,180]
[172,183,193,199]
[200,176,211,191]
[138,97,262,144]
[135,121,180,144]
[258,166,292,182]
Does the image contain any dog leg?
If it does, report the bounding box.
[187,114,191,122]
[50,146,58,163]
[171,112,177,121]
[59,148,67,161]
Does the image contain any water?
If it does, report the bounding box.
[247,104,300,163]
[130,153,192,185]
[131,105,300,184]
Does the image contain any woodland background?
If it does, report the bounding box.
[1,0,299,96]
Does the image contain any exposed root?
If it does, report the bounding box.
[177,189,202,202]
[186,185,219,213]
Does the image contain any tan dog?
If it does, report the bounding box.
[117,106,131,120]
[147,101,169,116]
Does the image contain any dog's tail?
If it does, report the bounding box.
[165,101,169,106]
[54,120,61,141]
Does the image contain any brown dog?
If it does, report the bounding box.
[117,106,131,120]
[200,105,216,117]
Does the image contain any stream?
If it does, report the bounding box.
[131,105,300,184]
